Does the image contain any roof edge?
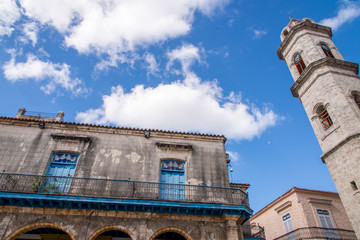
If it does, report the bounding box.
[0,116,226,142]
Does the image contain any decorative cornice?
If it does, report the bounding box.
[274,201,292,213]
[277,21,332,60]
[156,142,192,151]
[51,134,91,142]
[290,58,359,98]
[308,198,332,205]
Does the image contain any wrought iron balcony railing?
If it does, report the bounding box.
[0,173,249,206]
[274,227,357,240]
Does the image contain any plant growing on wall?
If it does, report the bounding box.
[32,176,61,194]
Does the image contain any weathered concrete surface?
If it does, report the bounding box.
[0,118,229,188]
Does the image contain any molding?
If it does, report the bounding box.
[156,142,192,151]
[274,201,292,213]
[320,124,340,141]
[308,198,332,205]
[290,58,359,98]
[51,133,91,142]
[321,133,360,163]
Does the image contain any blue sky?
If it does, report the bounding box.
[1,0,360,213]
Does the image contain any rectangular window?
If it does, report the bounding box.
[317,209,334,228]
[318,109,333,130]
[282,213,295,233]
[317,209,338,239]
[44,153,79,194]
[159,160,185,201]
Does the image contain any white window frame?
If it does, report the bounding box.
[282,213,295,233]
[316,208,335,229]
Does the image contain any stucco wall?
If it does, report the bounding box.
[0,118,229,188]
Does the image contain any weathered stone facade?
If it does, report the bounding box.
[0,109,252,239]
[277,18,360,239]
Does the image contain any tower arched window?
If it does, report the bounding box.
[321,44,334,58]
[316,105,333,130]
[294,53,306,74]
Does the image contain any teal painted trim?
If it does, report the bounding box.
[0,191,253,218]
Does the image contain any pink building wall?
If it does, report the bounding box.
[250,187,353,240]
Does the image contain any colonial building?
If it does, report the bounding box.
[277,18,360,238]
[250,187,356,240]
[0,108,252,240]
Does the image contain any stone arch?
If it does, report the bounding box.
[313,102,325,115]
[4,222,76,240]
[149,227,193,240]
[88,225,135,240]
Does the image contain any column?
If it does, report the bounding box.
[223,215,240,240]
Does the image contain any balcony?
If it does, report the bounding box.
[274,227,357,240]
[0,173,252,218]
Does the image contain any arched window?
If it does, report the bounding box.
[321,44,334,58]
[294,53,306,74]
[316,105,333,130]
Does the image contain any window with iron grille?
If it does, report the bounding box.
[317,107,333,130]
[294,53,306,74]
[321,44,334,58]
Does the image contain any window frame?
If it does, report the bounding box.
[282,213,295,233]
[321,44,334,58]
[294,53,306,75]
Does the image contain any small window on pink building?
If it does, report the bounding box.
[282,213,295,233]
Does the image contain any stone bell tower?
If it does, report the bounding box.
[277,18,360,237]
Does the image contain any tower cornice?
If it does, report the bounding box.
[290,58,359,98]
[277,21,332,60]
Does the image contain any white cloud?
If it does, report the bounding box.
[0,0,21,36]
[20,22,38,46]
[76,74,278,140]
[144,53,159,77]
[227,151,240,162]
[166,43,203,75]
[77,43,278,140]
[19,0,228,61]
[320,0,360,31]
[3,51,89,96]
[253,29,267,39]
